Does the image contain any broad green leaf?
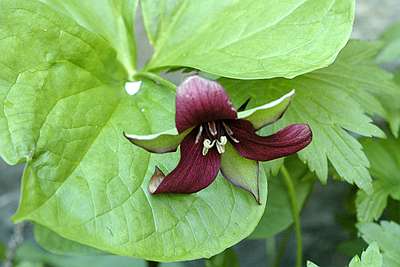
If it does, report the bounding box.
[16,262,45,267]
[1,1,267,261]
[221,143,260,203]
[205,248,239,267]
[39,0,138,76]
[0,0,126,165]
[142,0,355,79]
[15,241,148,267]
[124,128,192,153]
[33,228,184,267]
[34,225,104,256]
[358,221,400,267]
[307,243,383,267]
[376,21,400,64]
[221,41,400,192]
[356,137,400,222]
[250,157,314,239]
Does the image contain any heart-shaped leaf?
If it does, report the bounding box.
[40,0,138,76]
[0,1,267,261]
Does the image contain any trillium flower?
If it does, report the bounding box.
[124,76,312,203]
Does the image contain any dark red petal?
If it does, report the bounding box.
[230,120,312,161]
[175,76,237,133]
[149,131,221,194]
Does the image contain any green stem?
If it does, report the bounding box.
[266,237,276,267]
[281,166,303,267]
[134,72,176,92]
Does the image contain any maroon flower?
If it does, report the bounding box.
[124,76,312,203]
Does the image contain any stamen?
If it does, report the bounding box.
[202,138,215,156]
[216,136,227,154]
[222,122,240,143]
[208,121,218,136]
[222,122,233,135]
[195,125,203,144]
[230,135,240,143]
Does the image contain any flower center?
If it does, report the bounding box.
[196,121,239,156]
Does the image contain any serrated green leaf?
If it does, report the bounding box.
[39,0,138,76]
[356,181,390,223]
[384,71,400,137]
[205,248,239,267]
[34,225,104,256]
[376,21,400,64]
[1,0,267,261]
[348,243,382,267]
[142,0,355,79]
[356,137,400,222]
[250,157,314,239]
[358,221,400,267]
[308,243,383,267]
[307,262,319,267]
[221,41,398,192]
[315,40,400,137]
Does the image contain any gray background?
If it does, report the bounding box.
[1,0,399,266]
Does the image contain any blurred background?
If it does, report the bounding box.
[1,1,399,266]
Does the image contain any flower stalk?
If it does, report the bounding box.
[281,166,303,267]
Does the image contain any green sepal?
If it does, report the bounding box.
[238,90,295,130]
[124,128,192,153]
[220,143,260,203]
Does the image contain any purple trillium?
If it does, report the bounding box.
[124,76,312,203]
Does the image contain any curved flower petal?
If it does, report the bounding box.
[238,90,295,130]
[149,131,221,194]
[175,76,237,133]
[230,120,312,161]
[124,128,192,153]
[220,143,260,204]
